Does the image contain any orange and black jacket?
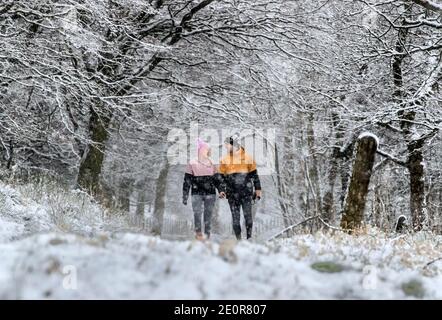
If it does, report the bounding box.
[219,148,261,199]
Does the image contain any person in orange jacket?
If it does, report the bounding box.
[219,136,262,240]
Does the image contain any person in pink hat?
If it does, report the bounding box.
[182,138,226,240]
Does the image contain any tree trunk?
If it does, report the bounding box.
[278,123,299,230]
[77,106,111,195]
[322,158,338,223]
[306,113,322,221]
[6,140,13,170]
[373,183,382,229]
[341,134,378,230]
[322,112,345,223]
[99,180,115,209]
[390,4,427,230]
[118,177,134,212]
[339,154,354,211]
[151,159,169,236]
[135,181,148,228]
[274,143,291,229]
[407,141,427,230]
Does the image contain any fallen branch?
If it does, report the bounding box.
[266,215,345,242]
[376,149,407,167]
[423,257,442,269]
[317,216,346,232]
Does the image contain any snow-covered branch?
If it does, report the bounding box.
[410,0,442,12]
[376,149,407,167]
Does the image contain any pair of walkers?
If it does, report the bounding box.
[182,136,262,240]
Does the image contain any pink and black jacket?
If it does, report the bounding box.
[182,159,226,201]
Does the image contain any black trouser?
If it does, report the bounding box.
[191,194,216,236]
[228,196,253,240]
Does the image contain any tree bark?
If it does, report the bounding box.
[322,112,344,223]
[134,180,148,228]
[306,113,322,221]
[407,140,427,230]
[373,183,382,229]
[151,159,169,236]
[77,106,111,195]
[390,7,428,230]
[392,18,427,230]
[341,134,378,231]
[277,122,300,231]
[275,143,292,229]
[118,177,134,212]
[6,140,13,170]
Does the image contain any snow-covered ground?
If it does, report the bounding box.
[1,181,442,299]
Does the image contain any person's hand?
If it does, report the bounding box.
[219,192,226,199]
[183,198,188,205]
[255,190,262,199]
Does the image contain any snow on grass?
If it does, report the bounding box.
[0,180,130,241]
[0,229,440,299]
[1,181,442,299]
[0,182,52,240]
[0,218,24,243]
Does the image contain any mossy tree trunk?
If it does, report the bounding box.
[407,139,427,230]
[77,106,111,196]
[341,134,378,230]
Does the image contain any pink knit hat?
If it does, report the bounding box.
[197,138,210,154]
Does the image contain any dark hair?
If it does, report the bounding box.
[224,136,240,148]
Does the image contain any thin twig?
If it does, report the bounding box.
[266,215,345,242]
[266,216,319,241]
[423,257,442,269]
[317,216,347,232]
